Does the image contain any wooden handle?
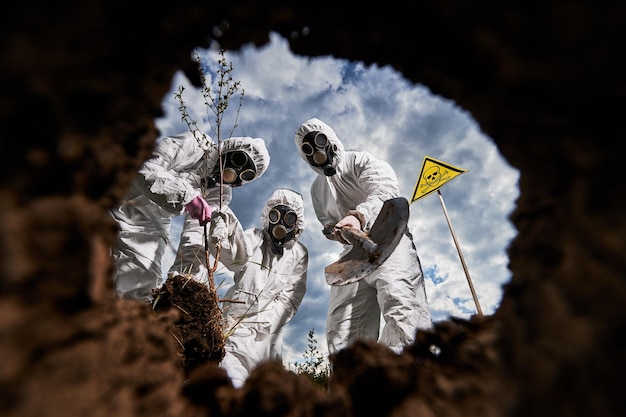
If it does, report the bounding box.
[338,227,379,254]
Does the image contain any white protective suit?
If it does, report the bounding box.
[110,131,270,301]
[294,118,432,354]
[213,188,308,388]
[167,136,271,283]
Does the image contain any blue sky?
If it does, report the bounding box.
[155,32,520,368]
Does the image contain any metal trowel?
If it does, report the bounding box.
[325,197,410,286]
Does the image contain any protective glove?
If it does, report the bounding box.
[185,196,212,226]
[334,214,361,245]
[210,212,228,244]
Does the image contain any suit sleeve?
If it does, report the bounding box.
[138,133,208,213]
[265,245,308,334]
[353,151,401,229]
[212,206,251,275]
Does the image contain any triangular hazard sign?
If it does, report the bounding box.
[411,156,468,203]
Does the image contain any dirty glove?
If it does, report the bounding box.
[334,215,361,244]
[210,212,228,243]
[185,196,212,226]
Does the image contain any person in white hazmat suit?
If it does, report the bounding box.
[294,118,432,354]
[166,136,270,284]
[210,188,308,388]
[110,131,270,301]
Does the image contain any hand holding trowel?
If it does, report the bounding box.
[325,197,409,286]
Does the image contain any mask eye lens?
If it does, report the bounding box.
[229,151,249,168]
[240,169,256,181]
[268,208,280,224]
[301,142,314,156]
[283,211,297,227]
[314,133,328,147]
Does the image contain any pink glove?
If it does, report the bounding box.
[185,196,212,226]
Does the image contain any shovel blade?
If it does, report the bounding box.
[325,197,409,285]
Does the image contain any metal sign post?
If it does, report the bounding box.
[437,189,483,316]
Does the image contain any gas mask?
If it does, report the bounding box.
[266,204,298,255]
[301,131,337,176]
[206,151,257,188]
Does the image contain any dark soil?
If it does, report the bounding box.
[152,275,225,374]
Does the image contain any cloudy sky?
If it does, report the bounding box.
[155,32,520,368]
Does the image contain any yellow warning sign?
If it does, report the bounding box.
[411,156,468,203]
